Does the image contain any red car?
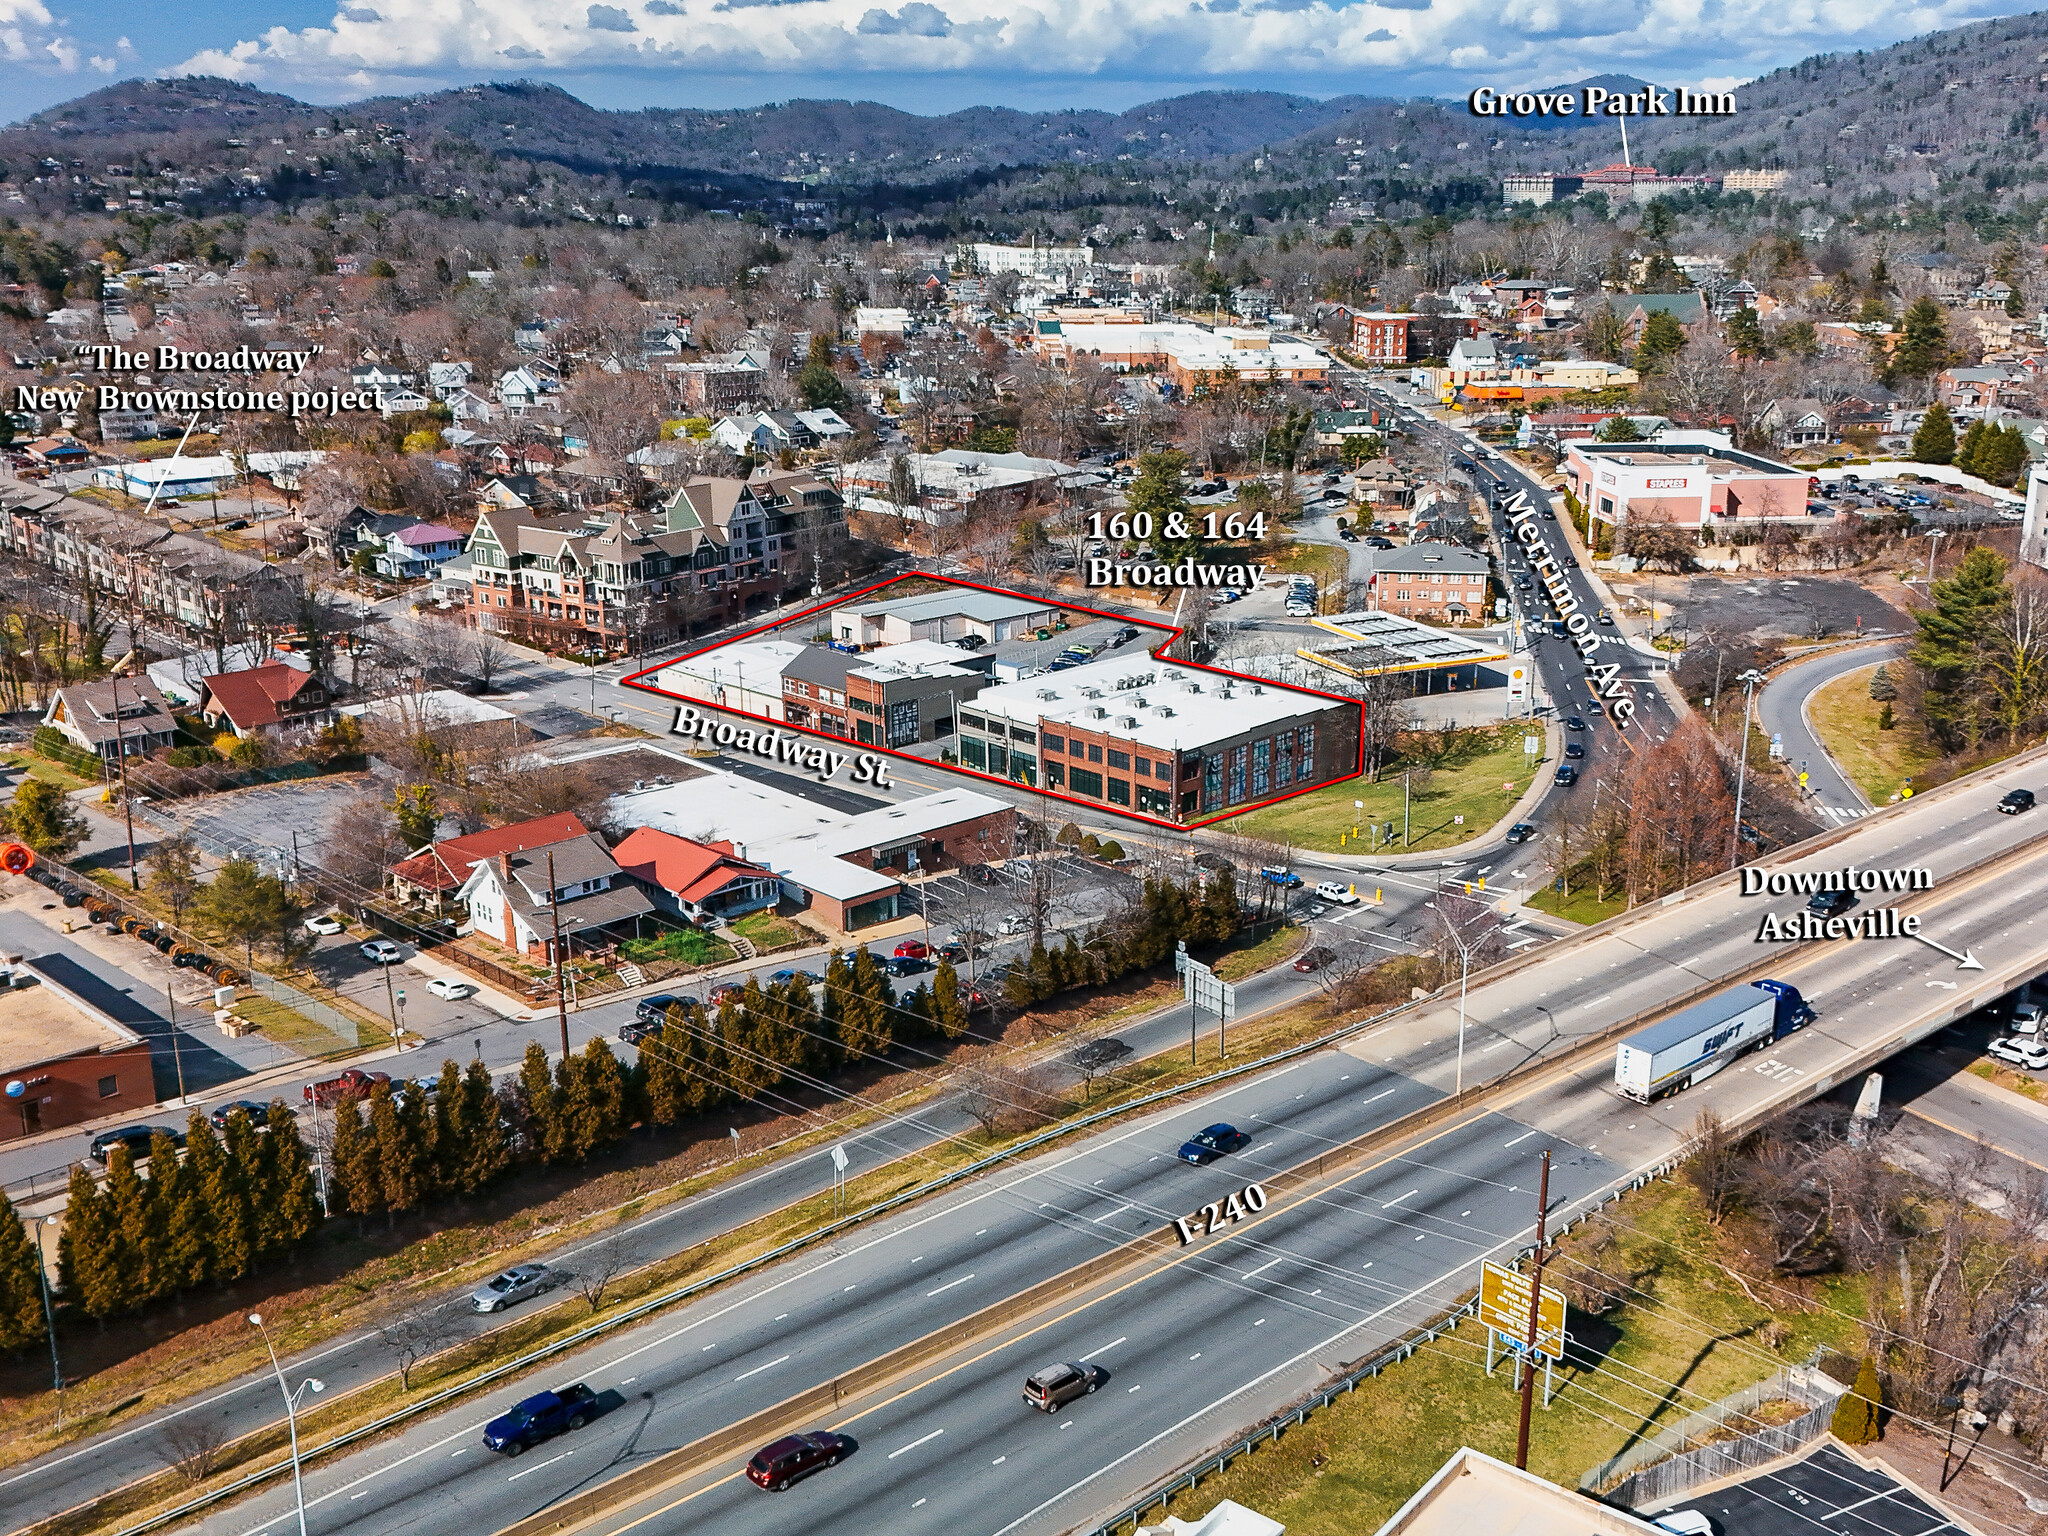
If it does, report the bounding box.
[304,1068,390,1106]
[893,939,930,960]
[745,1431,854,1490]
[1293,946,1335,973]
[708,982,746,1007]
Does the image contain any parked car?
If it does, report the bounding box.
[88,1124,185,1163]
[1990,1037,2048,1072]
[360,939,402,965]
[305,1068,391,1106]
[707,982,746,1007]
[1178,1123,1250,1165]
[1260,867,1304,888]
[425,976,474,1000]
[1022,1361,1107,1412]
[2013,1001,2043,1036]
[303,913,346,936]
[1215,589,1241,603]
[1313,881,1360,905]
[1366,535,1395,549]
[1338,528,1359,542]
[1114,626,1140,645]
[745,1431,854,1490]
[2000,788,2036,815]
[471,1264,559,1314]
[209,1100,291,1130]
[997,914,1031,935]
[893,939,931,959]
[937,942,970,963]
[482,1383,597,1455]
[884,955,932,977]
[1293,945,1336,973]
[953,634,988,651]
[1505,823,1536,843]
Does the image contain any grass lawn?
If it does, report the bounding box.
[232,990,378,1058]
[621,925,736,968]
[1807,664,1939,806]
[1261,539,1348,597]
[1165,1179,1865,1536]
[731,910,808,950]
[1213,920,1308,981]
[1217,727,1544,853]
[1526,882,1630,926]
[3,748,100,794]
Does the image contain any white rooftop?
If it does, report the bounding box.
[340,689,516,728]
[969,654,1336,754]
[656,639,808,691]
[851,639,981,683]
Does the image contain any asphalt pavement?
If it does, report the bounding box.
[1755,641,1906,822]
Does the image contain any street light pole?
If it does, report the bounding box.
[1429,902,1476,1096]
[249,1313,324,1536]
[1727,667,1764,868]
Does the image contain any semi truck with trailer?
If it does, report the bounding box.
[1614,981,1814,1102]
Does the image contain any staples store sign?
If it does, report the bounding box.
[1644,477,1689,490]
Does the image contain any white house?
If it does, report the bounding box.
[453,828,655,961]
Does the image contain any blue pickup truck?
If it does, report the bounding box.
[482,1383,597,1456]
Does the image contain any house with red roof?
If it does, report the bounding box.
[195,660,334,739]
[611,827,781,925]
[387,811,591,913]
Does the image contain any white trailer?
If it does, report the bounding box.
[1614,984,1782,1102]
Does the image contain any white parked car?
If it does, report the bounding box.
[304,914,345,936]
[1990,1037,2048,1071]
[426,976,475,1000]
[997,915,1030,936]
[360,939,402,965]
[2013,1000,2042,1036]
[1314,881,1360,906]
[1285,600,1315,618]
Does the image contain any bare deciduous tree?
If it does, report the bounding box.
[154,1414,232,1485]
[574,1232,647,1314]
[377,1303,465,1390]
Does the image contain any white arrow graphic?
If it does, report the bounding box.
[1911,932,1984,970]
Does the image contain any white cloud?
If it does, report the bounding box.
[160,0,2031,101]
[89,52,115,70]
[44,34,76,68]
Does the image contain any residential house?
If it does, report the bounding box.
[41,676,177,762]
[1349,459,1415,508]
[350,362,411,391]
[1616,292,1707,350]
[426,361,474,399]
[1366,544,1492,621]
[195,660,333,739]
[495,366,555,414]
[668,352,767,413]
[1760,397,1832,450]
[377,387,434,419]
[1938,366,2025,411]
[454,828,655,961]
[387,811,591,913]
[22,437,91,468]
[1310,410,1388,452]
[611,827,780,924]
[711,410,818,456]
[367,521,466,580]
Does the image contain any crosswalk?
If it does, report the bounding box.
[1818,805,1871,822]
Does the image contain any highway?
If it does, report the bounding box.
[1755,641,1906,822]
[131,746,2048,1536]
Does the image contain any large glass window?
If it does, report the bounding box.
[989,743,1008,776]
[1106,748,1130,770]
[887,698,919,747]
[1275,728,1295,788]
[1204,753,1223,807]
[1137,785,1172,815]
[1107,778,1131,806]
[1042,732,1065,753]
[1228,745,1248,804]
[1134,757,1151,778]
[1044,760,1065,789]
[1252,740,1270,797]
[1009,752,1034,784]
[1070,767,1104,798]
[1299,723,1316,771]
[961,736,986,769]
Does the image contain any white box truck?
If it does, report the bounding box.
[1614,980,1813,1102]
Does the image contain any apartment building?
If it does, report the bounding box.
[1032,320,1331,391]
[961,657,1354,822]
[1366,544,1493,621]
[455,469,844,654]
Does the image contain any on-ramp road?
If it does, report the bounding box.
[1754,641,1905,825]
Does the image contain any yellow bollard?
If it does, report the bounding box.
[1374,887,1382,903]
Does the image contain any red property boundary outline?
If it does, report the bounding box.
[622,572,1364,833]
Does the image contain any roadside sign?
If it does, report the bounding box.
[1478,1259,1565,1357]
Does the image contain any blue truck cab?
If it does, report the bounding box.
[1754,979,1814,1035]
[483,1383,597,1456]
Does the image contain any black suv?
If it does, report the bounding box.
[2000,789,2036,815]
[622,994,700,1043]
[88,1125,184,1164]
[1806,888,1858,918]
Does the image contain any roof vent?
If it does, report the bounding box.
[1036,689,1058,700]
[1154,705,1175,719]
[1131,696,1147,708]
[1249,684,1264,695]
[1118,716,1138,728]
[1089,706,1108,719]
[632,780,646,792]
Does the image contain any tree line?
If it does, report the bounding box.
[1003,872,1243,1008]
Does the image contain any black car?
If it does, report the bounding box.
[1564,743,1585,760]
[209,1100,293,1130]
[1806,888,1858,918]
[1366,535,1395,550]
[1565,715,1587,731]
[1114,626,1140,645]
[884,955,932,977]
[1554,764,1579,786]
[1339,528,1359,542]
[88,1125,185,1163]
[2000,789,2036,815]
[1505,822,1536,843]
[623,994,699,1042]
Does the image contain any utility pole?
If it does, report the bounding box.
[110,675,138,889]
[547,850,570,1058]
[1515,1147,1553,1470]
[1728,668,1764,869]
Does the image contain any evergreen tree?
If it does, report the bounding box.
[1005,958,1042,1009]
[222,1111,268,1259]
[722,979,781,1100]
[1911,544,2009,749]
[0,1189,47,1351]
[2,778,88,859]
[931,961,970,1039]
[838,948,894,1059]
[58,1165,123,1320]
[1890,297,1949,380]
[1725,307,1769,360]
[1831,1356,1883,1444]
[187,1116,248,1283]
[1954,418,1989,477]
[153,1126,207,1295]
[642,1013,692,1126]
[1202,872,1243,945]
[547,1049,595,1162]
[371,1084,427,1216]
[432,1060,467,1192]
[1984,425,2029,488]
[1027,940,1056,1001]
[1130,450,1196,561]
[1635,310,1686,367]
[264,1102,322,1249]
[1868,664,1897,702]
[454,1061,511,1191]
[819,950,852,1061]
[331,1098,384,1218]
[1910,401,1955,465]
[104,1143,158,1310]
[582,1038,629,1149]
[518,1040,557,1158]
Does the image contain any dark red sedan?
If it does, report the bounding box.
[745,1431,854,1490]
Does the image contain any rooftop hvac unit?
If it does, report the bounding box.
[1184,682,1202,694]
[1155,706,1175,718]
[1089,706,1108,719]
[1036,689,1058,700]
[1118,716,1138,728]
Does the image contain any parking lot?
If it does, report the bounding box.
[1648,574,1911,645]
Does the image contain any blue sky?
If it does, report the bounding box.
[0,0,2036,127]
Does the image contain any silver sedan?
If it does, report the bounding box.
[470,1264,558,1314]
